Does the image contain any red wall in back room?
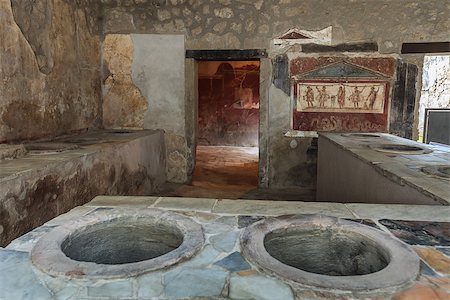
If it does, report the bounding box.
[198,61,260,147]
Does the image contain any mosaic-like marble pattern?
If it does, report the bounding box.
[1,196,449,299]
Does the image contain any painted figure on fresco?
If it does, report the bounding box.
[337,86,345,109]
[366,86,380,109]
[349,86,363,108]
[296,82,385,113]
[316,86,328,108]
[303,86,315,107]
[330,95,336,107]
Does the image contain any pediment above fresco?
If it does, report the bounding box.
[273,27,332,45]
[294,61,389,80]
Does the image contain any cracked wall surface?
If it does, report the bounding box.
[0,0,102,143]
[102,34,189,183]
[102,34,148,128]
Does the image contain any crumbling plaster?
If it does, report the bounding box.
[102,34,189,183]
[0,0,102,143]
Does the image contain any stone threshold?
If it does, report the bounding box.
[87,196,450,222]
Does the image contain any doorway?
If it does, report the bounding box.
[192,60,260,196]
[418,55,450,142]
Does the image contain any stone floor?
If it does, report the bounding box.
[160,145,316,201]
[2,196,449,299]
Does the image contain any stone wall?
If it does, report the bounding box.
[0,0,102,143]
[98,0,449,53]
[94,0,449,188]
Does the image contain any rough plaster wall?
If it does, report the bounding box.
[10,0,54,74]
[0,0,102,143]
[132,34,186,136]
[102,34,189,183]
[418,56,450,137]
[131,34,188,183]
[102,34,148,128]
[266,80,317,188]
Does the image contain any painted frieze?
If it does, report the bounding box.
[291,59,396,132]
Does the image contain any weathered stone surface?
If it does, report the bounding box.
[6,224,56,252]
[130,34,189,183]
[210,230,239,253]
[3,197,450,299]
[164,268,228,298]
[214,251,252,272]
[100,33,190,183]
[0,0,101,143]
[10,0,54,74]
[31,208,204,278]
[214,7,233,19]
[379,219,450,246]
[103,7,136,32]
[0,130,166,246]
[137,274,164,298]
[0,144,27,160]
[241,215,421,292]
[87,280,133,298]
[180,244,221,268]
[98,1,449,52]
[393,282,450,300]
[229,274,294,300]
[165,132,189,183]
[0,249,52,299]
[238,215,265,228]
[415,247,450,275]
[155,196,216,212]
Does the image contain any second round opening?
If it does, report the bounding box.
[264,227,390,276]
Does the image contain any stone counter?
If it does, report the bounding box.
[2,196,449,299]
[317,133,449,205]
[0,130,166,246]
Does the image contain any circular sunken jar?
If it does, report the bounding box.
[31,209,204,279]
[241,215,420,291]
[370,143,432,155]
[422,165,450,180]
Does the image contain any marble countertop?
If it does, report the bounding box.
[2,196,449,299]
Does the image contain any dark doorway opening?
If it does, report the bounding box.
[193,60,260,193]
